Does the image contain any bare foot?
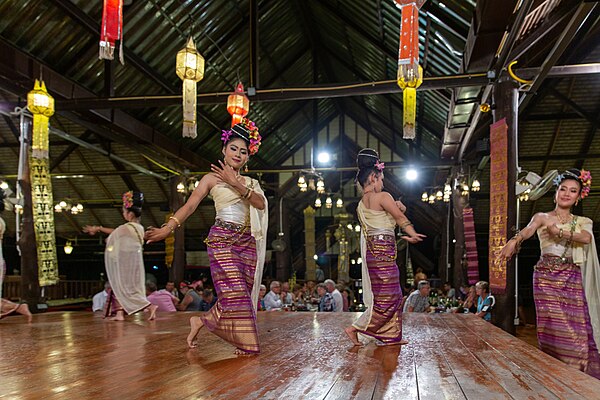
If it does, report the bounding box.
[187,316,204,348]
[17,304,32,323]
[110,310,125,321]
[234,348,256,356]
[377,339,409,346]
[344,326,364,347]
[147,305,158,321]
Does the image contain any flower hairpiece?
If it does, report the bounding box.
[579,168,592,199]
[375,160,385,171]
[241,118,261,155]
[122,191,134,209]
[220,129,232,143]
[552,174,564,187]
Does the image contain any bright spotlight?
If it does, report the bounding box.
[406,169,418,181]
[317,152,330,164]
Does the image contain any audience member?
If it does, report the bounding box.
[177,282,202,311]
[199,289,217,311]
[315,266,325,282]
[324,279,343,312]
[403,280,431,313]
[146,281,177,312]
[475,281,493,321]
[443,282,456,299]
[264,281,283,311]
[281,281,293,305]
[413,268,428,286]
[158,281,180,301]
[92,282,111,312]
[317,283,334,312]
[459,286,477,313]
[258,284,267,310]
[336,284,349,312]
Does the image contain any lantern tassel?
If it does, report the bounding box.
[182,79,198,138]
[402,87,417,140]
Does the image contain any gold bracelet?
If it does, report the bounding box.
[168,216,181,227]
[161,223,175,233]
[399,221,412,229]
[245,189,253,199]
[558,228,563,239]
[242,187,251,199]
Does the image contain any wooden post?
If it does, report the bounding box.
[304,206,316,281]
[491,79,518,335]
[169,176,185,284]
[18,119,40,310]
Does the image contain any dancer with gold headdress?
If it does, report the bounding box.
[83,191,158,321]
[145,118,268,355]
[344,149,425,347]
[499,168,600,379]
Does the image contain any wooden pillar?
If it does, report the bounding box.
[491,79,518,335]
[19,119,40,310]
[304,206,316,281]
[169,176,185,284]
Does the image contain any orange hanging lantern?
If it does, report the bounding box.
[395,0,424,140]
[99,0,124,64]
[227,82,249,127]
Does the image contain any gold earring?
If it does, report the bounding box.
[244,164,249,172]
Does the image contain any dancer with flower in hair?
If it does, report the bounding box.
[499,168,600,379]
[145,118,268,355]
[344,148,425,347]
[83,191,158,321]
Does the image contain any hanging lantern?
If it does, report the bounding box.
[428,194,435,204]
[435,190,443,201]
[176,37,205,139]
[471,179,481,192]
[444,183,452,195]
[421,192,428,202]
[314,198,322,208]
[461,183,470,196]
[396,0,425,140]
[227,82,249,127]
[336,198,343,208]
[27,79,59,286]
[99,0,124,64]
[316,178,325,194]
[325,196,333,209]
[297,175,306,187]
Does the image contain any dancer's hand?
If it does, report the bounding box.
[83,225,101,235]
[498,240,517,261]
[395,200,407,213]
[546,223,561,238]
[144,225,171,243]
[400,233,426,244]
[211,160,245,188]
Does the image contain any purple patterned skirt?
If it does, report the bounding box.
[534,255,600,378]
[357,234,403,344]
[202,224,260,353]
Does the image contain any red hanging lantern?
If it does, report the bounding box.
[227,82,249,127]
[99,0,124,64]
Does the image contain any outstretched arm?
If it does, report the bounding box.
[82,225,114,235]
[498,212,546,260]
[380,193,426,243]
[145,174,216,243]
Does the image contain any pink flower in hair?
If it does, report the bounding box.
[375,161,385,171]
[221,130,232,143]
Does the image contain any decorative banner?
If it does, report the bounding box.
[165,213,174,268]
[489,118,509,294]
[396,0,425,139]
[28,80,59,287]
[176,37,205,138]
[99,0,124,64]
[463,207,479,285]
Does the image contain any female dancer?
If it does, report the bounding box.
[499,168,600,378]
[83,191,157,321]
[145,119,268,355]
[344,148,425,347]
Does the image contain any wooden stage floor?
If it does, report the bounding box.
[2,311,600,399]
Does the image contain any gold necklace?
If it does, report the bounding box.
[555,211,572,225]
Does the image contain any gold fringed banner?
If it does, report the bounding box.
[28,79,59,286]
[165,213,174,268]
[489,118,509,294]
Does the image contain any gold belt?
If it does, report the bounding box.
[540,254,574,265]
[367,234,395,241]
[214,219,248,232]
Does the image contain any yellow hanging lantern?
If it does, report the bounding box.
[176,37,205,138]
[27,79,59,286]
[396,0,424,140]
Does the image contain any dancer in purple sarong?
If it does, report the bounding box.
[344,149,425,347]
[145,119,267,355]
[500,168,600,379]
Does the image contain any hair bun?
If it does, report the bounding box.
[356,148,379,169]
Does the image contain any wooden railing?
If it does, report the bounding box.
[1,276,103,301]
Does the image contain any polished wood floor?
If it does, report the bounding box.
[1,311,599,399]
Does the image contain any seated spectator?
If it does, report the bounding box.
[413,268,428,285]
[475,281,494,321]
[403,280,431,313]
[291,284,304,305]
[258,284,267,310]
[264,281,283,311]
[303,280,318,304]
[324,279,343,312]
[336,284,349,312]
[281,281,293,305]
[146,281,177,312]
[317,283,334,312]
[460,285,477,313]
[92,282,111,312]
[315,266,325,282]
[199,289,216,311]
[158,281,180,302]
[177,281,202,311]
[443,282,456,299]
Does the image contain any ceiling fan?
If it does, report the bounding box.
[516,170,558,201]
